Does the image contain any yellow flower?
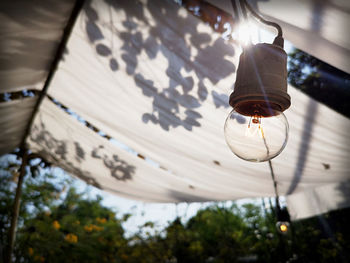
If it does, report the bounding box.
[64,233,78,243]
[28,247,34,256]
[52,220,60,230]
[93,224,104,231]
[96,217,107,224]
[84,224,103,232]
[84,225,93,232]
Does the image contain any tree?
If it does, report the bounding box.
[0,154,128,263]
[0,154,63,261]
[126,203,285,263]
[1,153,349,262]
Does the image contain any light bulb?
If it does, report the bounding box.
[276,221,290,234]
[224,104,289,162]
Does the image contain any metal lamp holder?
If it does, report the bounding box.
[229,0,291,117]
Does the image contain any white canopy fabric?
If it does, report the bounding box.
[0,0,75,93]
[0,98,37,155]
[0,0,75,153]
[1,0,349,220]
[209,0,350,74]
[28,98,242,203]
[287,181,350,220]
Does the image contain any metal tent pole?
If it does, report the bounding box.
[5,150,29,263]
[19,0,86,149]
[4,0,85,261]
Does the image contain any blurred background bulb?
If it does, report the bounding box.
[224,107,289,162]
[276,221,290,234]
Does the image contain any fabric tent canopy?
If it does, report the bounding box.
[209,0,350,74]
[0,0,349,220]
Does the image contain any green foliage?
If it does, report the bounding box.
[15,189,127,262]
[0,155,127,263]
[1,154,349,262]
[0,155,63,256]
[183,205,252,261]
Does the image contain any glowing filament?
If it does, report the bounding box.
[245,116,265,139]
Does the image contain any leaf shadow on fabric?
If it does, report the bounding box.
[84,0,236,131]
[29,118,135,188]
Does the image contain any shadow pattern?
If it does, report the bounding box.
[83,0,235,131]
[29,117,135,188]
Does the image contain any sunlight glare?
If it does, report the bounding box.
[233,22,259,46]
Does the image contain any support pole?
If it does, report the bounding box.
[5,150,29,263]
[4,1,85,261]
[19,0,86,149]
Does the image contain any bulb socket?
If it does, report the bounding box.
[229,42,290,117]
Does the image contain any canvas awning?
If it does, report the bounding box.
[208,0,350,74]
[0,0,349,220]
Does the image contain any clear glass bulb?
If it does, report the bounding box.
[224,108,289,162]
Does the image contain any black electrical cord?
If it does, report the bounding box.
[268,160,281,213]
[230,0,240,22]
[229,0,284,213]
[242,0,283,37]
[268,160,279,197]
[239,0,248,20]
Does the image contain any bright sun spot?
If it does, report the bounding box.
[233,22,260,46]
